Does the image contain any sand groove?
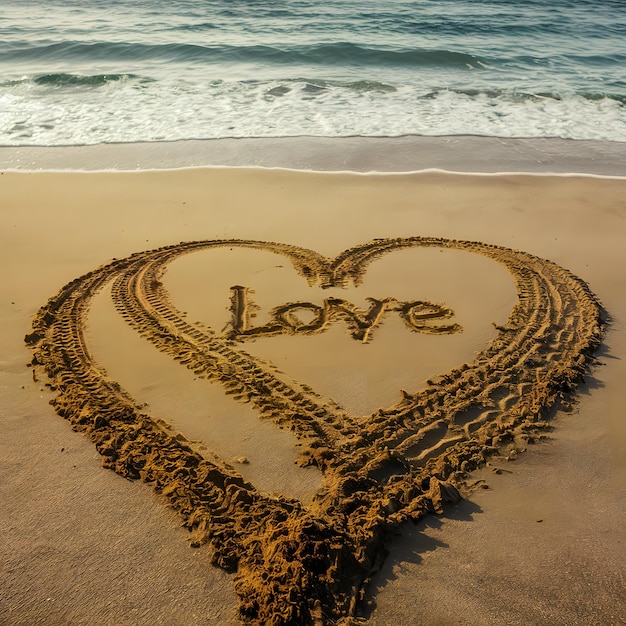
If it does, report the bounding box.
[25,237,602,625]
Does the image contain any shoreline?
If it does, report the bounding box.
[1,135,625,176]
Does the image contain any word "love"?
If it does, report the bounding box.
[225,286,462,343]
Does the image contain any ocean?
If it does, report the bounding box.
[1,0,625,146]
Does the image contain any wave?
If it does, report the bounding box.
[258,83,626,105]
[2,76,624,145]
[6,39,624,77]
[1,40,485,69]
[1,72,149,89]
[297,43,481,67]
[33,72,144,87]
[437,88,626,106]
[261,78,397,95]
[3,73,624,106]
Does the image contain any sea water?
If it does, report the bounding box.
[1,0,625,145]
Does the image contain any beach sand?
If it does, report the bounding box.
[1,155,625,624]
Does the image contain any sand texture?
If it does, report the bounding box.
[2,166,625,625]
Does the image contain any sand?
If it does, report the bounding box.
[1,154,625,624]
[2,136,626,175]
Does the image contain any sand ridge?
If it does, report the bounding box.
[25,236,603,625]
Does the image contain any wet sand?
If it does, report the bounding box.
[2,136,626,175]
[1,149,625,624]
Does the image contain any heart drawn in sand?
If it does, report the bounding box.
[26,237,602,625]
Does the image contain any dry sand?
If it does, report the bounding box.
[1,162,625,624]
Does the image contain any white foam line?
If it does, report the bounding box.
[2,165,625,180]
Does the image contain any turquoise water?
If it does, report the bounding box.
[1,0,625,144]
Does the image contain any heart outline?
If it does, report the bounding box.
[26,237,603,625]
